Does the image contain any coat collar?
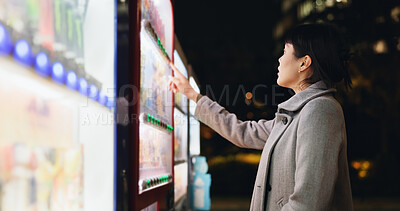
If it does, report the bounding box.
[278,81,336,112]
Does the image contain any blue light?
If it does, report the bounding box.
[66,71,78,90]
[106,100,114,109]
[13,40,33,66]
[98,91,108,106]
[51,62,66,84]
[34,52,51,77]
[78,78,88,96]
[89,84,99,101]
[0,24,12,56]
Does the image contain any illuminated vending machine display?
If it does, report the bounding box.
[0,1,116,211]
[129,0,174,210]
[173,44,189,209]
[189,77,201,157]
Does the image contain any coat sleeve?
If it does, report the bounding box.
[282,98,345,211]
[194,96,274,150]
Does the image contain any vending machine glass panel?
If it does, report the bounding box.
[174,162,188,203]
[173,49,188,113]
[0,0,116,210]
[189,116,201,156]
[137,0,174,194]
[174,108,188,161]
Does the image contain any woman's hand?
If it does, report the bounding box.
[168,62,199,102]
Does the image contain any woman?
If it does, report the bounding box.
[169,23,353,211]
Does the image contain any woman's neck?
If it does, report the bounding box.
[293,82,310,94]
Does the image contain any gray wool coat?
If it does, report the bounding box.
[194,81,353,211]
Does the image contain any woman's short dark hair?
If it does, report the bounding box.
[285,23,352,89]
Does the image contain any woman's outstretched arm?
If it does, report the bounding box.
[169,63,274,149]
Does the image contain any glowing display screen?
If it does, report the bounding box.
[174,108,188,161]
[138,16,173,193]
[0,0,116,210]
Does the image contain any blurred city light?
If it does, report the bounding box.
[351,160,372,179]
[326,0,335,7]
[358,170,367,178]
[352,161,361,170]
[235,153,261,165]
[391,6,400,22]
[208,153,261,166]
[362,161,371,170]
[245,92,253,99]
[298,0,314,20]
[373,40,388,54]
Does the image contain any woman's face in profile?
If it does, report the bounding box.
[277,43,302,90]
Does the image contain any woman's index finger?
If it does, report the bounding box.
[169,62,184,77]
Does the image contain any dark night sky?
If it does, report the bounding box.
[173,1,285,116]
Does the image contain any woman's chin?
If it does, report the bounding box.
[276,79,289,89]
[277,77,282,86]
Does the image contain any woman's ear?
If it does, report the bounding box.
[300,55,312,71]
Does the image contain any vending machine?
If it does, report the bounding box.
[173,36,190,210]
[0,0,116,211]
[127,0,174,210]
